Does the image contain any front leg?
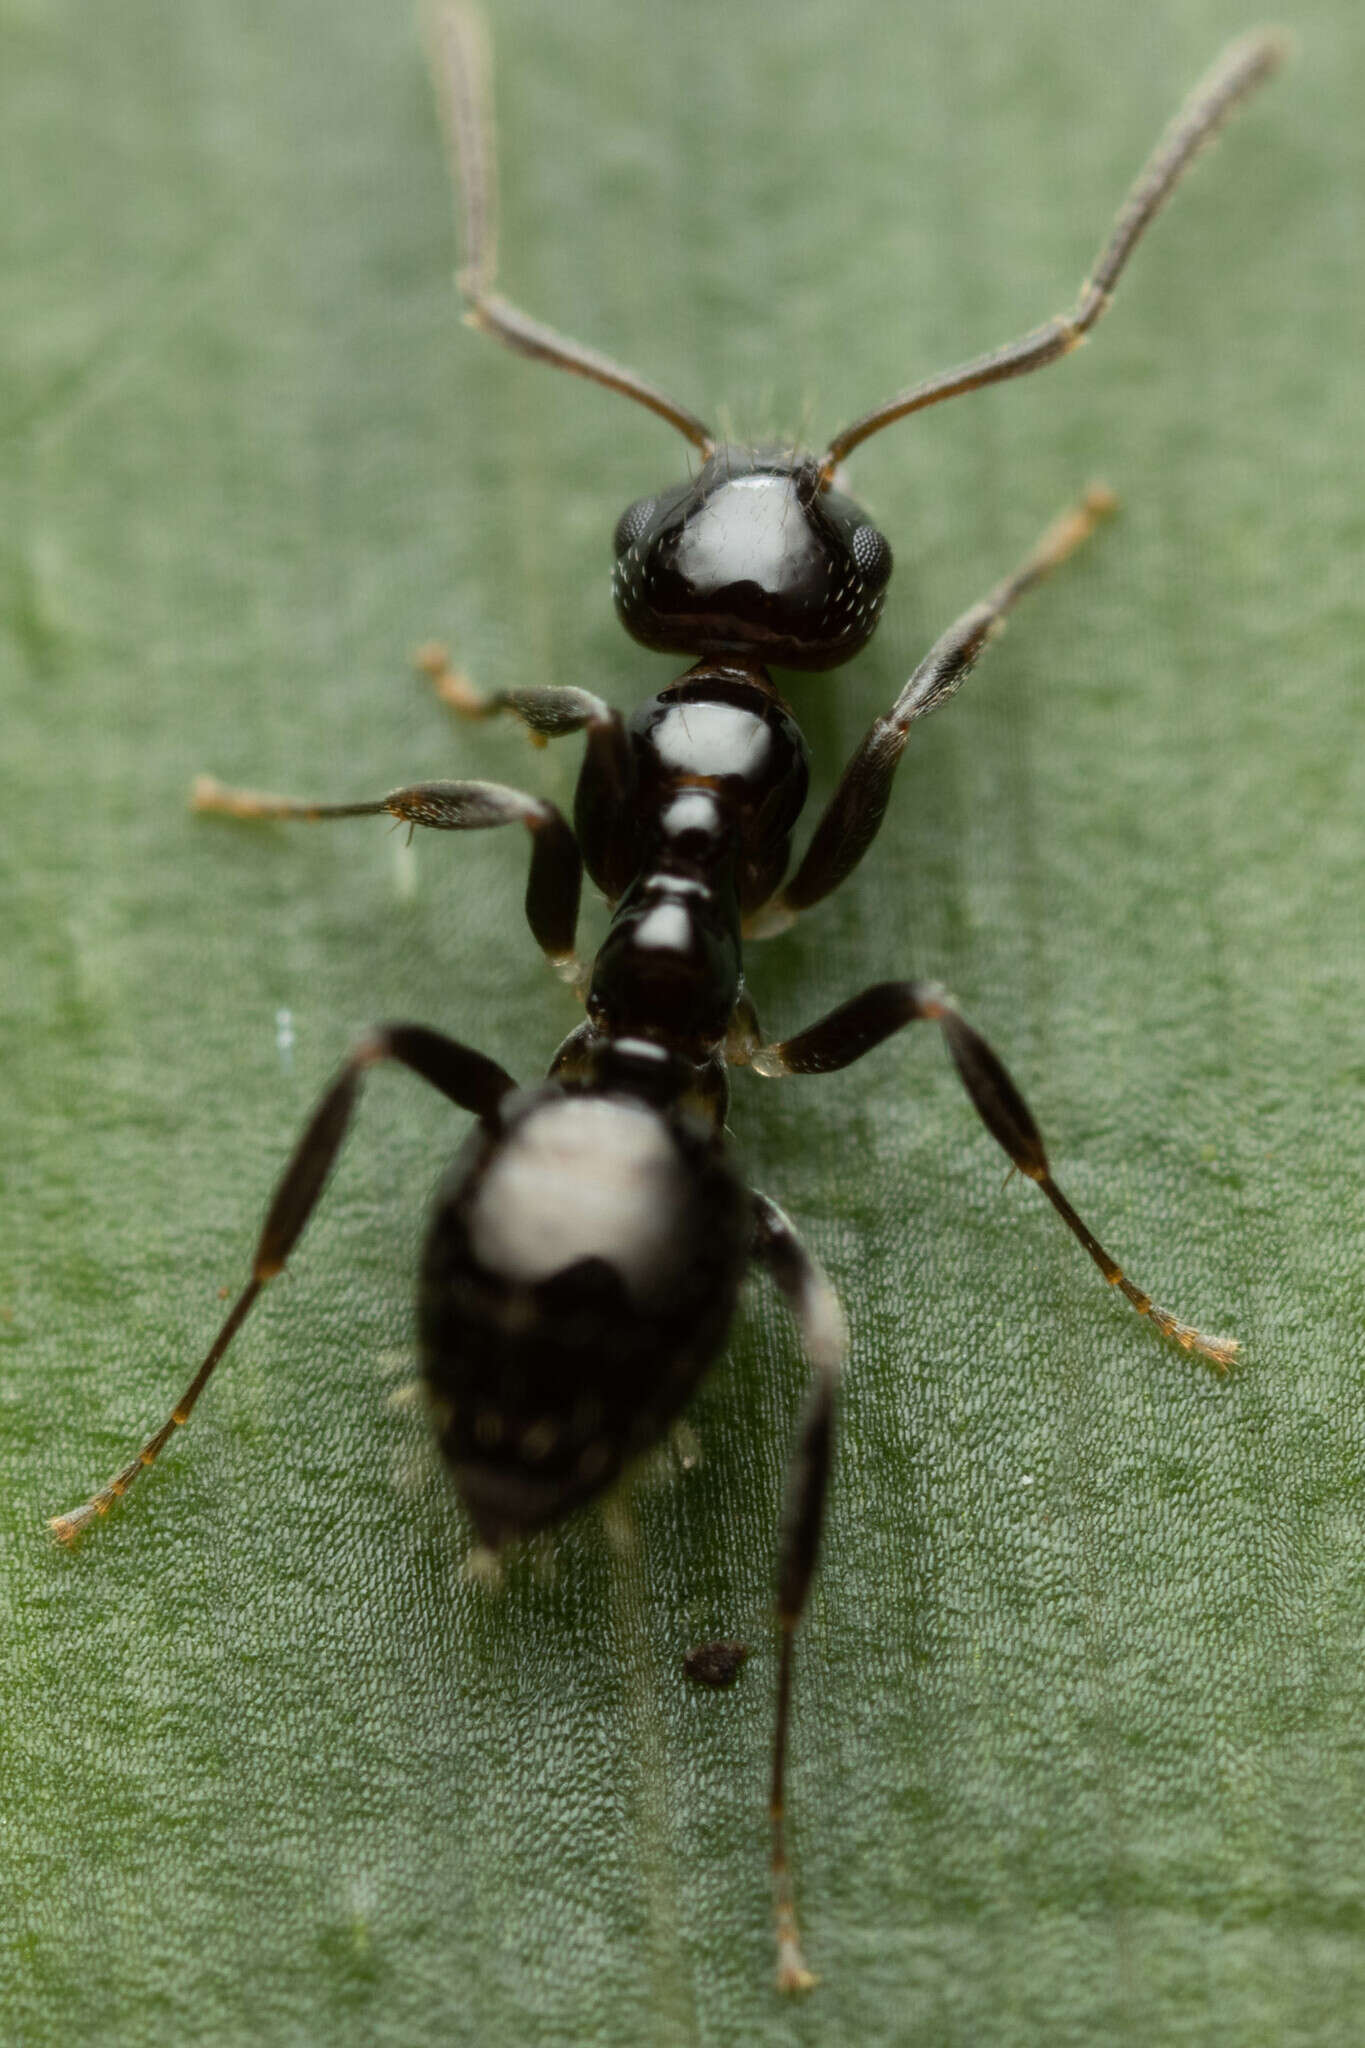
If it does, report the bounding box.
[416,647,637,902]
[752,486,1113,936]
[416,644,616,750]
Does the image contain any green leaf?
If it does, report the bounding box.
[4,1,1361,2041]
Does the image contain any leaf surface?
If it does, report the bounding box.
[3,1,1361,2041]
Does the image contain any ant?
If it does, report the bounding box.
[51,6,1285,1993]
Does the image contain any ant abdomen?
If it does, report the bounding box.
[417,1085,749,1548]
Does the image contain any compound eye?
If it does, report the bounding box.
[851,523,893,591]
[613,496,657,558]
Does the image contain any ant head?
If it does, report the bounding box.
[611,447,892,673]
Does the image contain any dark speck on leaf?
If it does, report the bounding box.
[683,1640,750,1688]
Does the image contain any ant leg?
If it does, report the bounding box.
[745,982,1237,1371]
[820,30,1286,471]
[49,1026,517,1545]
[761,487,1113,932]
[413,652,637,901]
[750,1192,847,1994]
[193,773,584,983]
[413,651,642,901]
[415,648,612,747]
[424,4,714,455]
[414,641,502,727]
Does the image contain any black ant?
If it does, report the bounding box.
[51,6,1285,1992]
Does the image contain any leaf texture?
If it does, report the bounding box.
[2,1,1362,2041]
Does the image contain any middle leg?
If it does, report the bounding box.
[733,981,1237,1369]
[194,773,584,983]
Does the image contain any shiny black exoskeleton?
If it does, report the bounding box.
[53,11,1282,1992]
[612,448,893,671]
[605,669,810,916]
[415,669,815,1549]
[421,1053,751,1548]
